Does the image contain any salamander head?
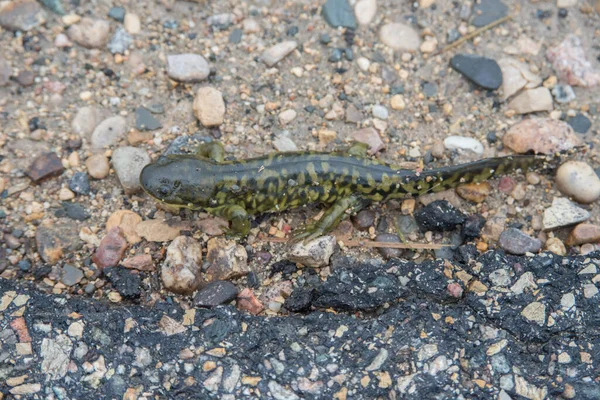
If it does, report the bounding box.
[140,156,214,209]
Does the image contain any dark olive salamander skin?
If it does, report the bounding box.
[140,150,550,239]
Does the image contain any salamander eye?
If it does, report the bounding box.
[158,184,172,197]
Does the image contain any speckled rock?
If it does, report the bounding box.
[67,18,110,49]
[379,23,420,51]
[556,161,600,204]
[111,146,150,194]
[287,235,336,268]
[204,238,249,281]
[543,197,590,230]
[35,220,82,264]
[261,41,297,67]
[498,228,541,255]
[508,87,553,114]
[0,0,46,31]
[502,118,580,154]
[193,87,225,127]
[546,34,600,87]
[167,54,210,82]
[107,27,133,54]
[545,237,566,256]
[161,236,204,295]
[90,116,128,150]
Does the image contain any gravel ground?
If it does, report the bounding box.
[1,0,600,398]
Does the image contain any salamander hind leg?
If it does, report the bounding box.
[207,205,250,237]
[194,141,225,163]
[291,195,370,244]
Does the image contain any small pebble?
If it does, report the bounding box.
[502,118,580,154]
[545,237,566,256]
[261,41,297,67]
[543,197,590,230]
[556,161,600,203]
[111,146,151,194]
[279,109,297,125]
[90,116,128,150]
[456,182,491,203]
[379,23,420,51]
[124,13,141,34]
[322,0,357,29]
[372,105,388,120]
[472,0,508,27]
[162,236,204,294]
[107,6,125,22]
[92,227,128,269]
[551,84,576,104]
[374,233,404,259]
[68,172,90,195]
[194,87,225,127]
[85,154,110,179]
[68,18,110,49]
[565,223,600,246]
[351,128,384,154]
[443,136,484,155]
[499,228,541,255]
[194,281,239,307]
[167,54,210,82]
[354,0,376,25]
[450,54,502,90]
[229,28,243,44]
[508,87,553,114]
[26,152,64,183]
[414,200,466,232]
[567,114,592,134]
[135,107,161,131]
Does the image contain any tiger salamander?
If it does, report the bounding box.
[140,142,554,242]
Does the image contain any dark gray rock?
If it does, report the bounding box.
[374,233,404,260]
[229,28,242,44]
[567,114,592,134]
[103,267,141,298]
[194,281,239,307]
[322,0,356,29]
[60,202,90,221]
[135,107,162,131]
[61,264,84,286]
[472,0,508,27]
[414,200,466,232]
[450,54,502,90]
[108,6,125,22]
[69,172,90,195]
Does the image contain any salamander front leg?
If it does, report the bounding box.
[207,205,250,237]
[291,195,370,243]
[336,142,370,157]
[194,141,225,163]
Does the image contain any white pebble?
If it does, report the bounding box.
[443,136,484,155]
